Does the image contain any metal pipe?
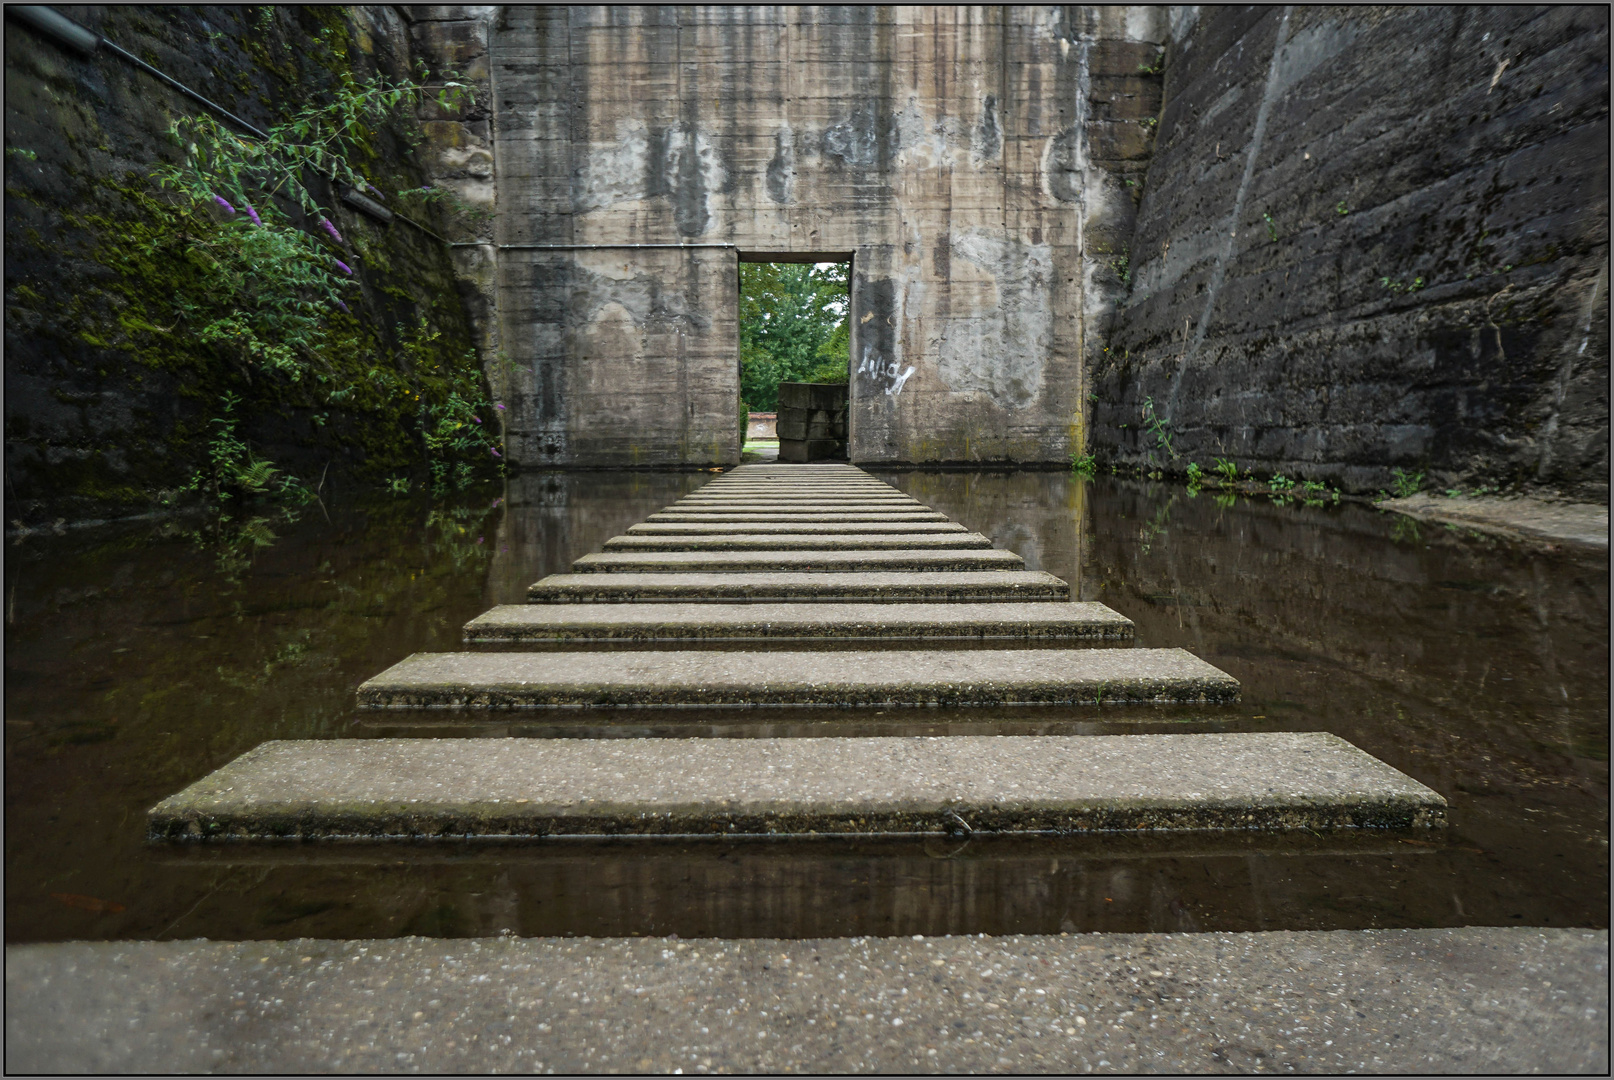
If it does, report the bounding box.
[7,5,99,55]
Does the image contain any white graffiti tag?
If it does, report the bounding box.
[858,349,917,397]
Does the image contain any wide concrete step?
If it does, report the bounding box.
[356,647,1235,707]
[682,491,914,500]
[652,505,937,516]
[148,732,1443,841]
[464,601,1135,643]
[528,570,1070,603]
[671,500,923,511]
[571,549,1024,573]
[601,533,994,552]
[646,511,951,523]
[626,521,970,535]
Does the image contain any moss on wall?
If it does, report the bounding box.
[4,5,495,524]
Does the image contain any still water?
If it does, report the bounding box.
[5,471,1607,942]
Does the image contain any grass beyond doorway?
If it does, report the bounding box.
[738,261,849,413]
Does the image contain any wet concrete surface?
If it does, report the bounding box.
[148,732,1440,839]
[7,928,1605,1073]
[4,472,1607,943]
[1379,494,1609,550]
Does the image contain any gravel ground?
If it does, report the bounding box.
[7,927,1605,1073]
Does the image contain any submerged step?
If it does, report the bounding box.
[571,549,1024,573]
[356,647,1235,708]
[626,521,969,536]
[148,732,1444,841]
[464,601,1134,643]
[600,533,994,552]
[528,570,1070,603]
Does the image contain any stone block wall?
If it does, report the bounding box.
[776,381,847,462]
[1094,6,1610,498]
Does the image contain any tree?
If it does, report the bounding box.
[739,262,849,410]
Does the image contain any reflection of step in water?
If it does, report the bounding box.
[151,463,1443,843]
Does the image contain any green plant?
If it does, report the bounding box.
[1212,457,1239,485]
[385,476,412,494]
[1112,251,1130,283]
[1185,461,1203,487]
[1300,480,1330,506]
[1140,396,1177,460]
[1267,473,1295,504]
[1139,116,1158,130]
[1390,468,1424,498]
[1380,276,1426,294]
[184,391,306,504]
[1263,212,1279,242]
[1335,201,1349,215]
[1070,452,1097,475]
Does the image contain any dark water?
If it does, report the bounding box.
[5,472,1607,942]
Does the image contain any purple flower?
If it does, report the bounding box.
[471,416,481,424]
[476,536,484,544]
[494,403,506,411]
[320,218,343,243]
[212,194,235,214]
[490,448,502,459]
[335,299,350,313]
[243,204,262,226]
[333,259,352,275]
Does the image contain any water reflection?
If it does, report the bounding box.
[3,472,1606,943]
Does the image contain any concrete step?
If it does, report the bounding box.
[626,522,970,535]
[601,533,994,552]
[356,647,1234,708]
[676,494,920,504]
[464,600,1135,643]
[645,512,952,523]
[528,570,1070,603]
[652,505,936,516]
[571,549,1025,573]
[148,731,1441,841]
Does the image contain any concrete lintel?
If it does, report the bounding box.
[463,601,1135,643]
[527,570,1070,602]
[354,647,1234,708]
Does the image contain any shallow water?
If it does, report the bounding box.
[5,471,1607,942]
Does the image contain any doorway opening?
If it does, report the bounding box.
[737,252,852,462]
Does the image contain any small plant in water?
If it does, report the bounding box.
[1069,452,1097,476]
[1268,473,1296,504]
[1300,480,1332,506]
[1140,396,1177,462]
[1185,461,1203,488]
[1212,457,1239,485]
[1391,468,1424,498]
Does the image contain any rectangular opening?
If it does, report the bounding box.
[737,253,853,463]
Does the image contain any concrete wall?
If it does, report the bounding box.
[1095,6,1610,498]
[489,5,1168,467]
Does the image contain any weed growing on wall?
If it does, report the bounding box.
[1390,468,1425,498]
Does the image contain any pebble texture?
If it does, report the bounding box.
[356,647,1232,708]
[606,532,988,549]
[527,570,1070,603]
[571,548,1025,573]
[146,733,1439,840]
[11,928,1604,1073]
[463,601,1135,643]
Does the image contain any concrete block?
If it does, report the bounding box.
[777,382,849,411]
[778,439,846,463]
[570,548,1026,573]
[526,571,1070,603]
[600,532,994,552]
[645,512,952,523]
[148,732,1444,841]
[626,522,969,535]
[355,647,1232,708]
[463,601,1134,643]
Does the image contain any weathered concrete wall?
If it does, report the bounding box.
[1095,6,1610,499]
[490,5,1168,467]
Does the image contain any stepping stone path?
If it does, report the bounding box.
[151,464,1444,841]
